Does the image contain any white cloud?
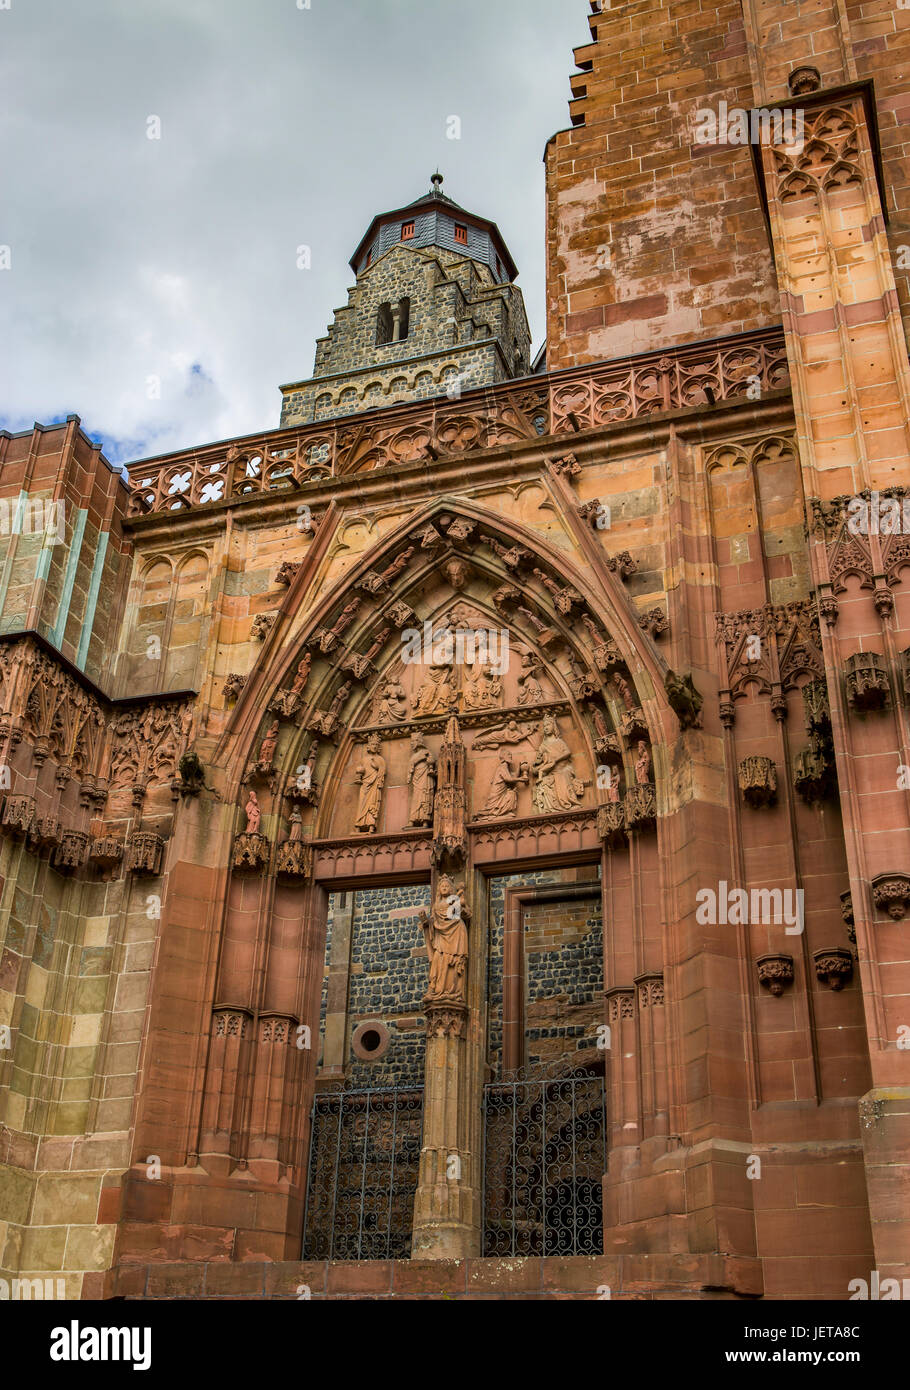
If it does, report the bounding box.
[0,0,587,464]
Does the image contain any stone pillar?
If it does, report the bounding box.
[411,714,482,1258]
[757,77,910,1281]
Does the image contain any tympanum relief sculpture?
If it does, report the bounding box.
[531,713,586,813]
[461,651,503,710]
[476,748,530,820]
[414,663,457,716]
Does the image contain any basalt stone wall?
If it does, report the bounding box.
[318,885,431,1088]
[280,242,530,426]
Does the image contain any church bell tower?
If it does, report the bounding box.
[279,174,532,427]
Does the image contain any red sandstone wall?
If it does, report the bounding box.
[544,0,780,368]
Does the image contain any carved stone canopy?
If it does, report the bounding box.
[871,873,910,921]
[624,783,656,832]
[840,890,856,944]
[813,948,853,991]
[276,838,312,882]
[802,678,831,734]
[53,829,89,871]
[845,651,890,712]
[620,707,649,745]
[232,831,270,874]
[422,1001,468,1040]
[757,954,795,997]
[793,737,836,803]
[125,831,165,876]
[89,836,124,870]
[2,794,36,837]
[28,815,60,851]
[597,801,627,848]
[739,756,777,808]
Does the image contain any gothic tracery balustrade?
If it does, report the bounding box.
[123,327,789,516]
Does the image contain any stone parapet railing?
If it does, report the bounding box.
[124,327,789,516]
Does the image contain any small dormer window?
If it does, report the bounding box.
[401,221,415,240]
[454,223,468,245]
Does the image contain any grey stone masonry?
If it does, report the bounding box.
[280,241,531,427]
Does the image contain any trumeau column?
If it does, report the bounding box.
[411,714,482,1259]
[758,73,910,1277]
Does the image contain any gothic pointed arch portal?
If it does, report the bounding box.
[231,497,672,862]
[200,499,676,1261]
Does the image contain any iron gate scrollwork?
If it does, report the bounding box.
[302,1086,423,1260]
[482,1069,606,1257]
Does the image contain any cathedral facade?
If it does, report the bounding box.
[1,0,910,1301]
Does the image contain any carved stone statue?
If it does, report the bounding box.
[593,708,610,740]
[461,650,502,710]
[353,733,386,834]
[634,739,652,786]
[419,875,470,1003]
[613,673,636,711]
[377,680,408,722]
[531,714,584,813]
[290,654,311,697]
[326,680,351,722]
[258,719,280,768]
[330,598,360,638]
[383,545,414,581]
[275,806,311,880]
[407,733,436,826]
[476,749,529,821]
[244,790,261,834]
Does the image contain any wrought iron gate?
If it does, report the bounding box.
[482,1070,606,1257]
[302,1086,423,1260]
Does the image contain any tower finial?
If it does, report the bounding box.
[431,170,444,193]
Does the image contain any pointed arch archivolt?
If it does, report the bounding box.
[217,496,676,851]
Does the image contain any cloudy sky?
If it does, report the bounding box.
[0,0,586,466]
